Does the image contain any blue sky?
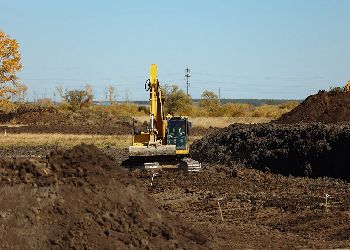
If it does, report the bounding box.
[2,0,350,101]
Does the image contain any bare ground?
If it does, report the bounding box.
[0,146,349,249]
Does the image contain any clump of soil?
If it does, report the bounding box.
[276,90,350,123]
[0,144,207,249]
[190,123,350,180]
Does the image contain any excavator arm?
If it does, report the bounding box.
[129,64,176,157]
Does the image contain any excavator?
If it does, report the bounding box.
[123,64,201,172]
[344,80,350,92]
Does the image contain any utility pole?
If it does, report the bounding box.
[185,65,191,96]
[218,88,221,105]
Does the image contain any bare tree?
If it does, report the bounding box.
[107,85,116,105]
[56,85,65,102]
[124,88,131,103]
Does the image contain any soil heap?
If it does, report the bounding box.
[0,104,132,135]
[276,90,350,123]
[0,144,207,249]
[190,123,350,180]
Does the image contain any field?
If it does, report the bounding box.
[0,93,350,249]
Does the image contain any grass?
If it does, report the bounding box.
[133,102,299,128]
[189,117,271,128]
[134,115,271,128]
[0,133,202,148]
[0,133,132,148]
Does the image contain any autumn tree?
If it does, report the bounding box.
[0,30,27,103]
[199,90,220,115]
[63,85,94,111]
[162,84,192,115]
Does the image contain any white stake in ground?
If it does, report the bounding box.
[150,172,158,186]
[218,197,225,223]
[324,193,330,212]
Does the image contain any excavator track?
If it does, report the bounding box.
[122,156,201,172]
[182,157,202,172]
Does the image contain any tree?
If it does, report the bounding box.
[163,84,192,115]
[199,90,220,114]
[106,85,116,105]
[0,30,27,102]
[56,84,65,102]
[63,85,93,111]
[124,88,131,103]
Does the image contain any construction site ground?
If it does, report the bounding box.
[1,91,350,248]
[0,145,349,249]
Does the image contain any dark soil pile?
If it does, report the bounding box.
[1,124,132,135]
[190,123,350,180]
[0,144,207,249]
[0,104,133,134]
[276,90,350,123]
[0,104,59,124]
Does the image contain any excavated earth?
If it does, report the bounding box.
[276,90,350,123]
[0,104,132,135]
[0,144,208,249]
[190,123,350,180]
[0,145,350,248]
[190,90,350,180]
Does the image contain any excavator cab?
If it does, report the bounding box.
[166,116,190,153]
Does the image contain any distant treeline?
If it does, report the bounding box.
[97,99,302,107]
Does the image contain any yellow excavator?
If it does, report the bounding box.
[124,64,201,171]
[345,80,350,92]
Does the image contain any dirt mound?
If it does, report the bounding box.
[0,144,207,249]
[0,103,133,135]
[190,123,350,180]
[0,104,133,134]
[276,90,350,123]
[1,124,132,135]
[0,104,59,124]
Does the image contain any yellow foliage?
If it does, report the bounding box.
[189,106,209,117]
[188,101,297,119]
[251,104,283,119]
[220,103,253,117]
[277,101,299,110]
[0,99,17,112]
[0,30,27,101]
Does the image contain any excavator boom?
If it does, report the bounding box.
[129,64,176,157]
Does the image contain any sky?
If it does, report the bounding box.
[1,0,350,101]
